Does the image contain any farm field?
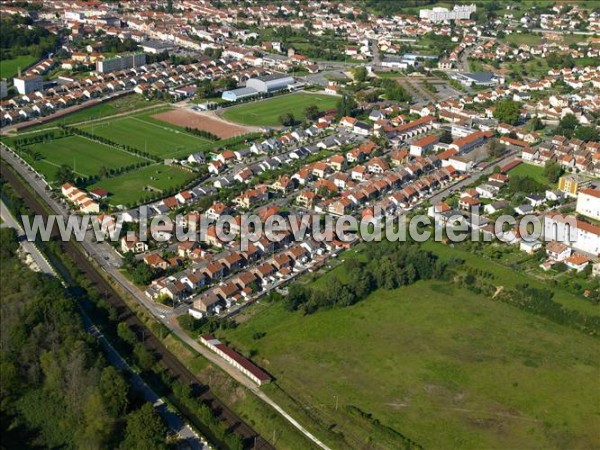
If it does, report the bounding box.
[21,95,166,132]
[19,135,146,181]
[220,280,600,450]
[87,164,196,206]
[0,55,38,79]
[220,93,338,127]
[77,110,215,159]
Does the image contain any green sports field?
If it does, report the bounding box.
[78,111,214,159]
[19,135,146,180]
[220,280,600,450]
[87,164,196,206]
[221,93,339,126]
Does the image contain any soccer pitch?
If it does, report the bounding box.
[221,93,339,126]
[87,164,197,206]
[20,135,146,180]
[78,111,215,159]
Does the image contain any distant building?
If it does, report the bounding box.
[200,334,271,385]
[246,73,294,93]
[576,188,600,220]
[558,174,592,198]
[96,53,146,73]
[420,4,477,23]
[13,75,43,94]
[451,72,503,87]
[140,40,176,54]
[0,81,6,99]
[381,55,418,70]
[221,87,258,102]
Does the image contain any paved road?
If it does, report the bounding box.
[87,322,208,450]
[0,199,57,276]
[168,317,332,450]
[1,144,331,450]
[0,180,208,449]
[0,90,134,136]
[429,151,520,205]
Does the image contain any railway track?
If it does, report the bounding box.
[0,162,274,450]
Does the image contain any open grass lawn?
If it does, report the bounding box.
[22,96,167,133]
[221,93,339,127]
[220,280,600,450]
[422,241,599,317]
[87,164,196,206]
[20,135,145,180]
[0,55,37,79]
[508,162,550,186]
[78,110,215,159]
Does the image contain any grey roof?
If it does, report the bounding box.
[254,73,294,82]
[463,72,496,83]
[224,87,257,96]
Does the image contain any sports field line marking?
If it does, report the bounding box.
[37,158,88,177]
[129,116,211,142]
[76,134,154,162]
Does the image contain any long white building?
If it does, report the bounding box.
[420,4,476,23]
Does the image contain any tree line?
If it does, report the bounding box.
[64,125,162,162]
[285,242,448,314]
[184,126,219,141]
[459,268,600,336]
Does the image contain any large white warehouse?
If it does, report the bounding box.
[246,73,294,93]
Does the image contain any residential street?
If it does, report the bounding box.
[1,143,331,450]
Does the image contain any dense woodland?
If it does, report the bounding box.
[0,228,169,449]
[0,17,59,61]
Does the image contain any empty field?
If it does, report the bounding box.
[87,164,196,206]
[20,135,145,180]
[0,55,38,79]
[508,162,550,186]
[220,281,600,449]
[78,111,214,159]
[220,93,338,127]
[152,109,252,139]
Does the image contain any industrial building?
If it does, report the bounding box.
[96,53,146,74]
[451,72,503,87]
[13,75,43,94]
[246,73,294,93]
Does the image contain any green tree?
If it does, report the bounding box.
[305,104,320,121]
[100,366,129,417]
[439,129,453,144]
[121,403,167,450]
[336,93,358,118]
[55,164,75,184]
[487,138,505,158]
[352,66,368,82]
[529,116,544,131]
[544,160,564,184]
[493,99,520,125]
[279,112,296,126]
[574,126,598,142]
